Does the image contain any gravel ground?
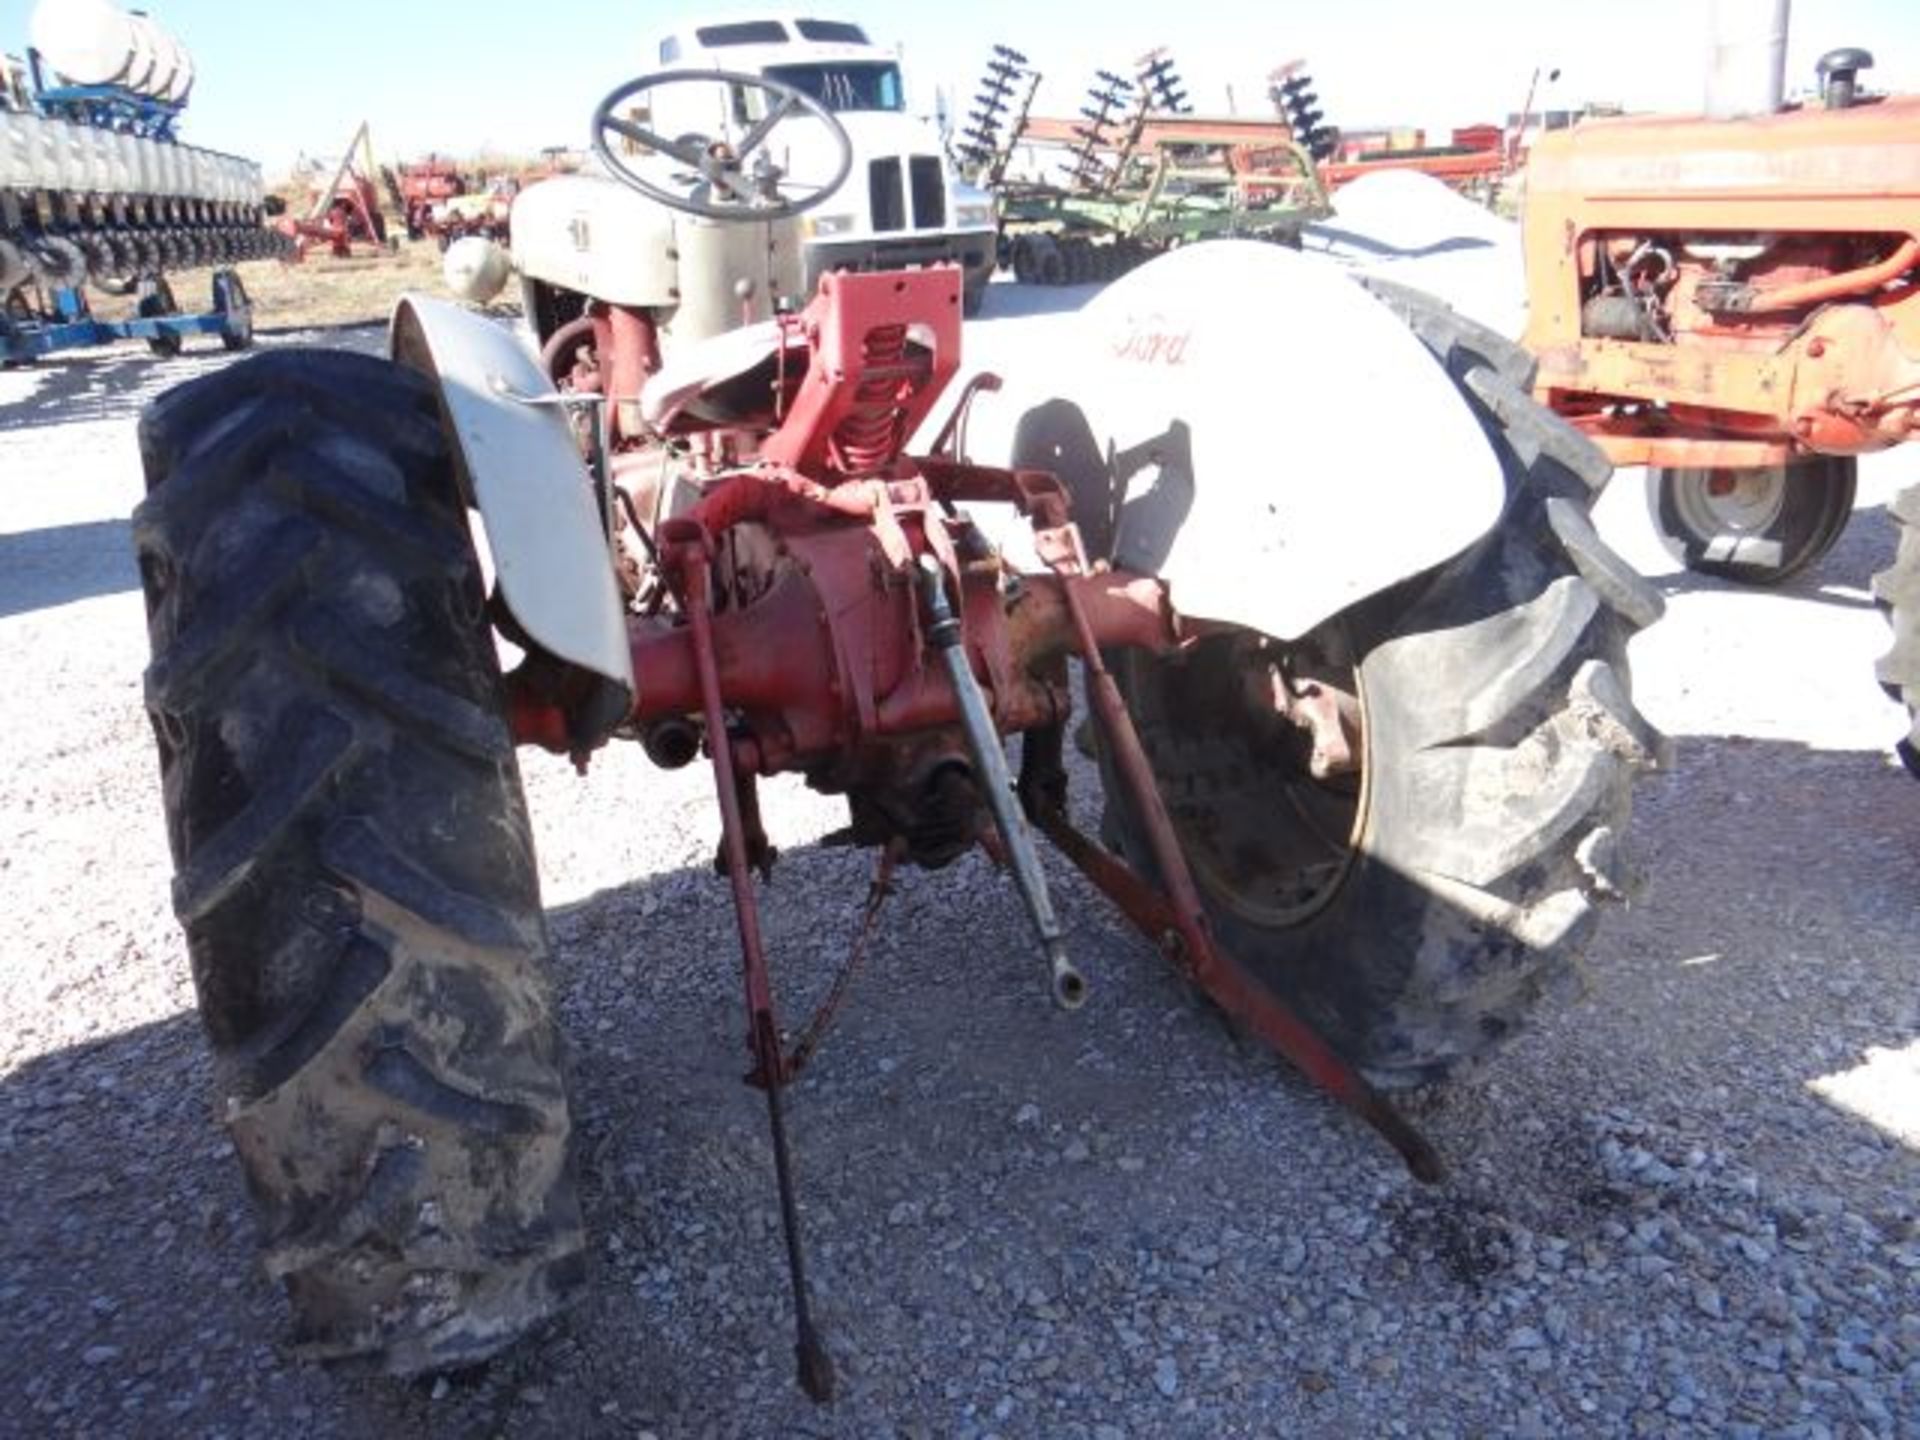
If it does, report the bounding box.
[1,283,1915,1439]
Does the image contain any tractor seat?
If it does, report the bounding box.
[639,320,809,435]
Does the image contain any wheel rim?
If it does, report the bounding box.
[1136,632,1366,929]
[1668,465,1788,540]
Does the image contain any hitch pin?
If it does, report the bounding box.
[917,556,1087,1010]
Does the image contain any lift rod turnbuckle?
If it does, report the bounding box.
[917,556,1087,1010]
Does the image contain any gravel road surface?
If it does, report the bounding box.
[1,285,1914,1438]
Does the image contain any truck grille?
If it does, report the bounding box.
[868,158,905,232]
[867,155,946,234]
[909,156,945,229]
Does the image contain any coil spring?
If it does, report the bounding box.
[832,323,909,477]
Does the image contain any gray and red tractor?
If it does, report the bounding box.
[133,69,1665,1394]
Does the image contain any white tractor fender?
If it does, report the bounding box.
[390,294,636,702]
[961,241,1507,642]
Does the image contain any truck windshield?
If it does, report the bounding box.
[762,62,904,113]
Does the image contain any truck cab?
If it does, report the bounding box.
[651,14,997,313]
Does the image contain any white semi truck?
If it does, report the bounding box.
[649,14,998,313]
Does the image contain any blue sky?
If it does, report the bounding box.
[11,0,1919,171]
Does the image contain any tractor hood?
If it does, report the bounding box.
[511,173,677,306]
[961,241,1507,642]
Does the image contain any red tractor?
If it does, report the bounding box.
[273,169,388,261]
[1521,42,1920,770]
[388,153,466,241]
[134,70,1664,1391]
[424,173,519,250]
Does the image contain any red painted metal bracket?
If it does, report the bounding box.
[1041,559,1445,1185]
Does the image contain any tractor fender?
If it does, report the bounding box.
[961,241,1507,641]
[390,294,635,699]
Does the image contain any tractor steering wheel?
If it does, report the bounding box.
[590,70,854,222]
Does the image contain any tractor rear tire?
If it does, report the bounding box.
[1648,456,1857,586]
[1873,480,1920,777]
[1099,283,1667,1087]
[132,349,585,1373]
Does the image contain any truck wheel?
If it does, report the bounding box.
[132,349,585,1373]
[1099,285,1667,1087]
[962,272,988,318]
[1647,456,1856,585]
[1873,480,1920,777]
